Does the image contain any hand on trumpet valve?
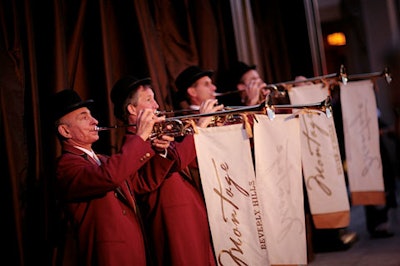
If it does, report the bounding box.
[197,99,224,128]
[136,108,165,141]
[242,78,269,106]
[150,133,174,152]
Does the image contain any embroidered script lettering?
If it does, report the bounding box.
[249,180,267,250]
[349,100,381,176]
[267,142,303,243]
[212,159,250,266]
[329,124,344,175]
[302,114,332,195]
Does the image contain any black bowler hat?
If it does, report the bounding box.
[110,75,152,121]
[229,61,256,86]
[175,66,213,96]
[51,89,94,122]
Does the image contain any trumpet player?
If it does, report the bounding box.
[175,65,224,112]
[50,89,168,265]
[218,61,271,106]
[175,65,225,127]
[111,75,217,266]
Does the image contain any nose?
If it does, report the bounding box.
[91,116,99,125]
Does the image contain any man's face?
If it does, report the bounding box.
[239,69,270,97]
[188,76,216,105]
[129,85,159,122]
[135,85,159,111]
[58,107,99,147]
[240,70,263,90]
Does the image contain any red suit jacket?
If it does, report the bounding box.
[139,135,217,266]
[55,134,175,266]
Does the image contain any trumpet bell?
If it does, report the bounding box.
[264,96,333,120]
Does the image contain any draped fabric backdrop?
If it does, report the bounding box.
[0,0,309,264]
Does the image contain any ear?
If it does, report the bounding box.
[58,124,71,139]
[127,104,137,116]
[187,87,197,98]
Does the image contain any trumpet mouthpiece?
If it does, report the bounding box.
[213,90,241,97]
[94,125,116,131]
[154,110,174,116]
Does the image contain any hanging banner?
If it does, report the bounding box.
[253,114,307,265]
[340,80,385,205]
[288,82,329,103]
[288,83,350,228]
[194,124,270,266]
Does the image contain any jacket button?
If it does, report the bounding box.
[114,192,118,197]
[145,153,151,158]
[122,210,127,215]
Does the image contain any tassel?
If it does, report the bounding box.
[187,119,198,134]
[241,113,253,138]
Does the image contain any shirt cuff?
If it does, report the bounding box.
[158,148,168,158]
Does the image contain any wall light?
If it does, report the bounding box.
[327,32,346,46]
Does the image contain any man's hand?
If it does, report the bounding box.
[197,99,224,128]
[136,109,165,141]
[151,134,174,152]
[244,78,267,106]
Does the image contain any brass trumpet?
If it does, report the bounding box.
[95,96,333,138]
[94,119,196,140]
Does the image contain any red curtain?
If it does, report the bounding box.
[0,0,296,264]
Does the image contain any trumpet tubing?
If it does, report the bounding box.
[150,119,196,139]
[213,90,241,97]
[207,113,244,127]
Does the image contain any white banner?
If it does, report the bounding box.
[253,114,307,265]
[288,82,329,103]
[340,80,385,203]
[194,124,270,266]
[288,84,350,228]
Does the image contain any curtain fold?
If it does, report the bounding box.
[1,1,29,264]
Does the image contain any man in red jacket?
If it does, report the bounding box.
[111,75,220,266]
[52,89,176,265]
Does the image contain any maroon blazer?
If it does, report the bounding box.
[56,134,175,266]
[139,135,217,266]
